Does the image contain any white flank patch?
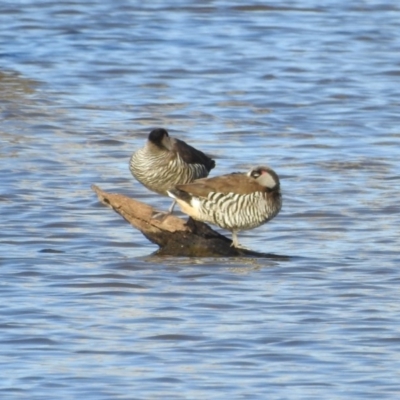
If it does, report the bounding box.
[190,197,201,210]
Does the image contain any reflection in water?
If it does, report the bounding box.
[0,70,39,98]
[144,255,284,273]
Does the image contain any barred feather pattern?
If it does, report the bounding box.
[192,190,282,232]
[130,147,210,196]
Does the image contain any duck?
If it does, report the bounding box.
[129,128,215,213]
[167,166,282,247]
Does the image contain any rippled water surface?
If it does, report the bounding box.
[1,1,400,399]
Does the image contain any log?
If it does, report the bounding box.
[92,185,289,259]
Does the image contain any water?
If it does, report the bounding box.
[1,0,400,398]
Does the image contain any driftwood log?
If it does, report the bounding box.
[92,185,288,259]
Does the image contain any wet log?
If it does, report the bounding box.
[92,185,288,259]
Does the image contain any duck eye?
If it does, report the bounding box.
[251,170,261,178]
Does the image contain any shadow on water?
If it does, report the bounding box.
[150,251,292,262]
[143,252,295,269]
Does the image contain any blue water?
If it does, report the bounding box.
[1,1,400,399]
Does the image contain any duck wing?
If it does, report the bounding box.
[172,138,215,171]
[175,172,263,197]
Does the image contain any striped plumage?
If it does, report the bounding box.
[168,166,282,247]
[129,128,215,213]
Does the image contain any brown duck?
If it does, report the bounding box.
[168,166,282,247]
[129,128,215,213]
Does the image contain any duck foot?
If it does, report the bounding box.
[151,210,170,220]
